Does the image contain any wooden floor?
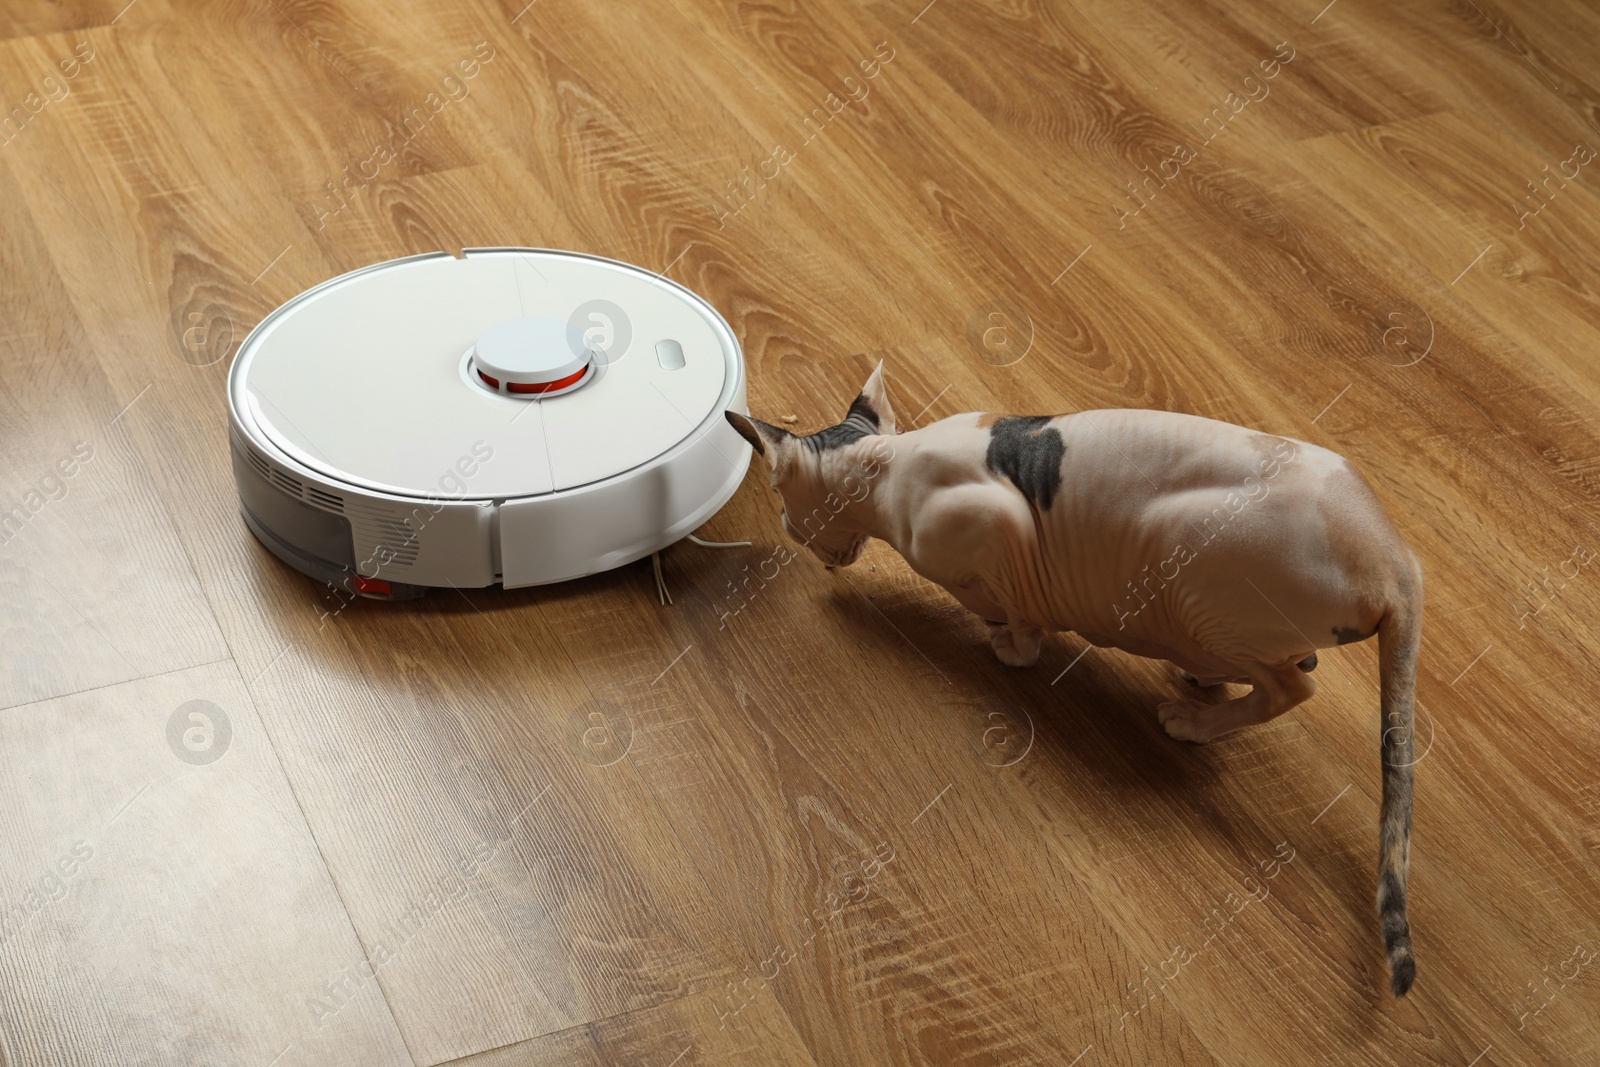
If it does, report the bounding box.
[3,0,1600,1062]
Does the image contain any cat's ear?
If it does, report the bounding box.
[725,411,795,469]
[853,360,897,435]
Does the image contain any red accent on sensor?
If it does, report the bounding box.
[353,575,392,596]
[506,365,590,394]
[478,369,501,388]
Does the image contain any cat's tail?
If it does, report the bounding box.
[1377,554,1423,996]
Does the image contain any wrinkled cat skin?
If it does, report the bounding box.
[727,363,1422,997]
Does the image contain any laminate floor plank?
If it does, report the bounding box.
[0,663,412,1066]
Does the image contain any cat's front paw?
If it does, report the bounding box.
[989,625,1041,667]
[993,644,1038,668]
[1158,699,1211,743]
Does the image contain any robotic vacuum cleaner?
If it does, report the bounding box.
[227,247,751,599]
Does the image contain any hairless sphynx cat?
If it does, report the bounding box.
[727,362,1422,996]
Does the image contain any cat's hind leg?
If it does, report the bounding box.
[987,621,1044,667]
[1168,662,1244,687]
[1158,661,1315,743]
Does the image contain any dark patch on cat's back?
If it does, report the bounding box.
[1333,625,1377,645]
[985,416,1065,511]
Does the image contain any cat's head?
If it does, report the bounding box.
[725,362,897,569]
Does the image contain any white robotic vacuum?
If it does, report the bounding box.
[227,248,751,599]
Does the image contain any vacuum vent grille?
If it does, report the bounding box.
[377,520,422,566]
[306,487,345,512]
[238,436,347,516]
[244,449,271,481]
[345,502,423,570]
[237,434,428,577]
